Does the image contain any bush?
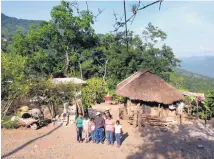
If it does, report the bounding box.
[191,91,214,120]
[201,90,214,119]
[109,90,125,103]
[205,90,214,115]
[82,78,108,108]
[1,116,19,129]
[29,78,76,118]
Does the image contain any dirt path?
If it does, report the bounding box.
[1,104,143,159]
[2,104,214,159]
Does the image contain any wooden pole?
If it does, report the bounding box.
[138,106,143,129]
[123,0,128,52]
[205,108,207,127]
[196,99,199,119]
[158,104,161,117]
[133,104,139,127]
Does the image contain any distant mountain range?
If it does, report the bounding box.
[180,56,214,78]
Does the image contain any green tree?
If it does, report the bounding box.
[50,0,98,77]
[8,0,99,78]
[1,52,30,117]
[92,24,180,89]
[82,78,108,108]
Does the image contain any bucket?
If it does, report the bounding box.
[105,93,112,103]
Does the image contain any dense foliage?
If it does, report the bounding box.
[1,52,31,117]
[182,91,214,120]
[28,78,77,118]
[82,78,108,108]
[204,90,214,118]
[5,1,180,83]
[2,0,213,115]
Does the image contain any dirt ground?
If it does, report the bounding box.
[2,103,214,159]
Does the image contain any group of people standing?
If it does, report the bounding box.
[75,108,123,147]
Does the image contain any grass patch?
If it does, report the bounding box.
[1,115,19,129]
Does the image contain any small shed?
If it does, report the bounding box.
[116,70,184,126]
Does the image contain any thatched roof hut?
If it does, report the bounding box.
[116,70,184,104]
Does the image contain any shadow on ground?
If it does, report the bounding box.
[2,124,62,159]
[121,132,129,143]
[126,122,214,159]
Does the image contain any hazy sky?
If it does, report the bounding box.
[2,1,214,57]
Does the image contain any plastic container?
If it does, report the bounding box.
[105,93,112,103]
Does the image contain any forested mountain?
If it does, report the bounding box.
[1,13,40,39]
[174,68,214,92]
[180,56,214,78]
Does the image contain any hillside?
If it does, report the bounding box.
[175,68,214,93]
[180,56,214,78]
[1,13,40,39]
[1,13,40,51]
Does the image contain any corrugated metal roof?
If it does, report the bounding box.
[52,78,86,85]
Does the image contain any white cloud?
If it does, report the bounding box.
[199,45,214,52]
[149,5,214,57]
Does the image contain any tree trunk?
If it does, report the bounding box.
[48,101,56,120]
[103,59,108,82]
[65,46,69,77]
[79,61,83,80]
[74,97,84,117]
[47,105,53,119]
[133,104,139,127]
[138,106,143,130]
[2,95,16,118]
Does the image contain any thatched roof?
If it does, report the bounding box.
[52,78,86,85]
[116,70,184,104]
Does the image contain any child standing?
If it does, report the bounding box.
[114,120,123,147]
[76,113,83,143]
[89,118,96,143]
[82,115,90,143]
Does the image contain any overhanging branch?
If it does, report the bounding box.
[113,0,163,32]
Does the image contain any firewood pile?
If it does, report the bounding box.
[128,114,173,127]
[142,115,169,127]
